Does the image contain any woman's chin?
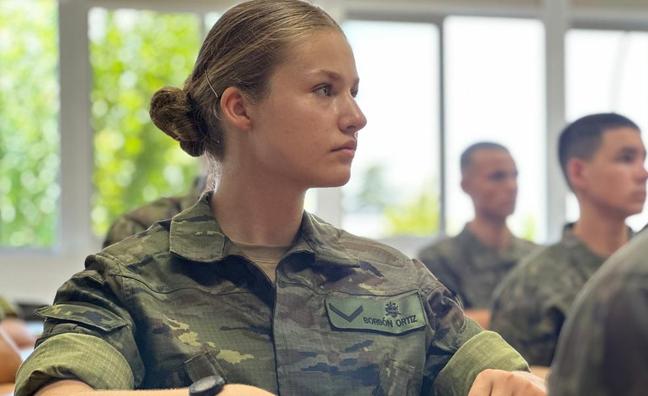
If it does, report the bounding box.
[312,172,352,188]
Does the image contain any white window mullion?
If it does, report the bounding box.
[544,0,568,242]
[58,0,96,254]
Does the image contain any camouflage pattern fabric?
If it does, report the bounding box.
[490,224,608,366]
[418,226,538,309]
[549,230,648,396]
[102,176,206,248]
[16,193,527,396]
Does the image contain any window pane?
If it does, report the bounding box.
[205,12,221,32]
[0,0,59,247]
[342,21,440,238]
[90,9,201,236]
[567,29,648,230]
[444,16,545,241]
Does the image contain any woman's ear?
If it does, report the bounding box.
[219,87,253,131]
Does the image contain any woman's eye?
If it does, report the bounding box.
[618,153,635,163]
[314,85,332,96]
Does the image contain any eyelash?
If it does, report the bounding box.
[314,84,333,96]
[313,84,360,98]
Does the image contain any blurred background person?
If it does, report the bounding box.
[102,175,207,248]
[418,142,538,328]
[491,113,648,367]
[0,297,36,350]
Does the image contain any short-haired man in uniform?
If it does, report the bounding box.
[490,113,648,367]
[418,142,538,329]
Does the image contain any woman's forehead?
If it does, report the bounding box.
[274,30,357,78]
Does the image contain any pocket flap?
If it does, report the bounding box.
[37,303,127,332]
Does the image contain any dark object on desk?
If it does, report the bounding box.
[189,375,226,396]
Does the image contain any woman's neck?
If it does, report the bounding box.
[211,168,306,246]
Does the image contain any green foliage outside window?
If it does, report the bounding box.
[386,188,440,236]
[347,164,440,237]
[0,0,59,247]
[90,9,201,237]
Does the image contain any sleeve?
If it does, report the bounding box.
[14,254,145,396]
[550,278,648,396]
[412,260,528,396]
[489,268,563,366]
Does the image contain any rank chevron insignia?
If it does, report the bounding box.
[328,303,364,323]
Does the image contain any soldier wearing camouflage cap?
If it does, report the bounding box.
[490,113,648,367]
[418,142,538,329]
[15,1,546,395]
[549,228,648,396]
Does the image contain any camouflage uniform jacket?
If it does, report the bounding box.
[102,176,206,248]
[16,193,527,396]
[418,226,538,309]
[550,230,648,396]
[490,224,608,366]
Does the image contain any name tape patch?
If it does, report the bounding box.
[326,291,426,335]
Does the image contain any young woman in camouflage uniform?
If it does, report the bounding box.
[15,1,545,395]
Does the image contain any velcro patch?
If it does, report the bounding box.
[326,291,426,335]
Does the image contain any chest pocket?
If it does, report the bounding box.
[321,290,427,395]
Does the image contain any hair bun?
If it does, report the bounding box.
[150,86,205,157]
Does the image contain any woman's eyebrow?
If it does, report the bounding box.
[308,69,360,86]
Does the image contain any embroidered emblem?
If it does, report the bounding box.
[385,301,401,318]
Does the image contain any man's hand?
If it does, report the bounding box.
[468,369,546,396]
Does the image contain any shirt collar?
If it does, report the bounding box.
[457,224,528,259]
[560,222,634,260]
[169,191,359,267]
